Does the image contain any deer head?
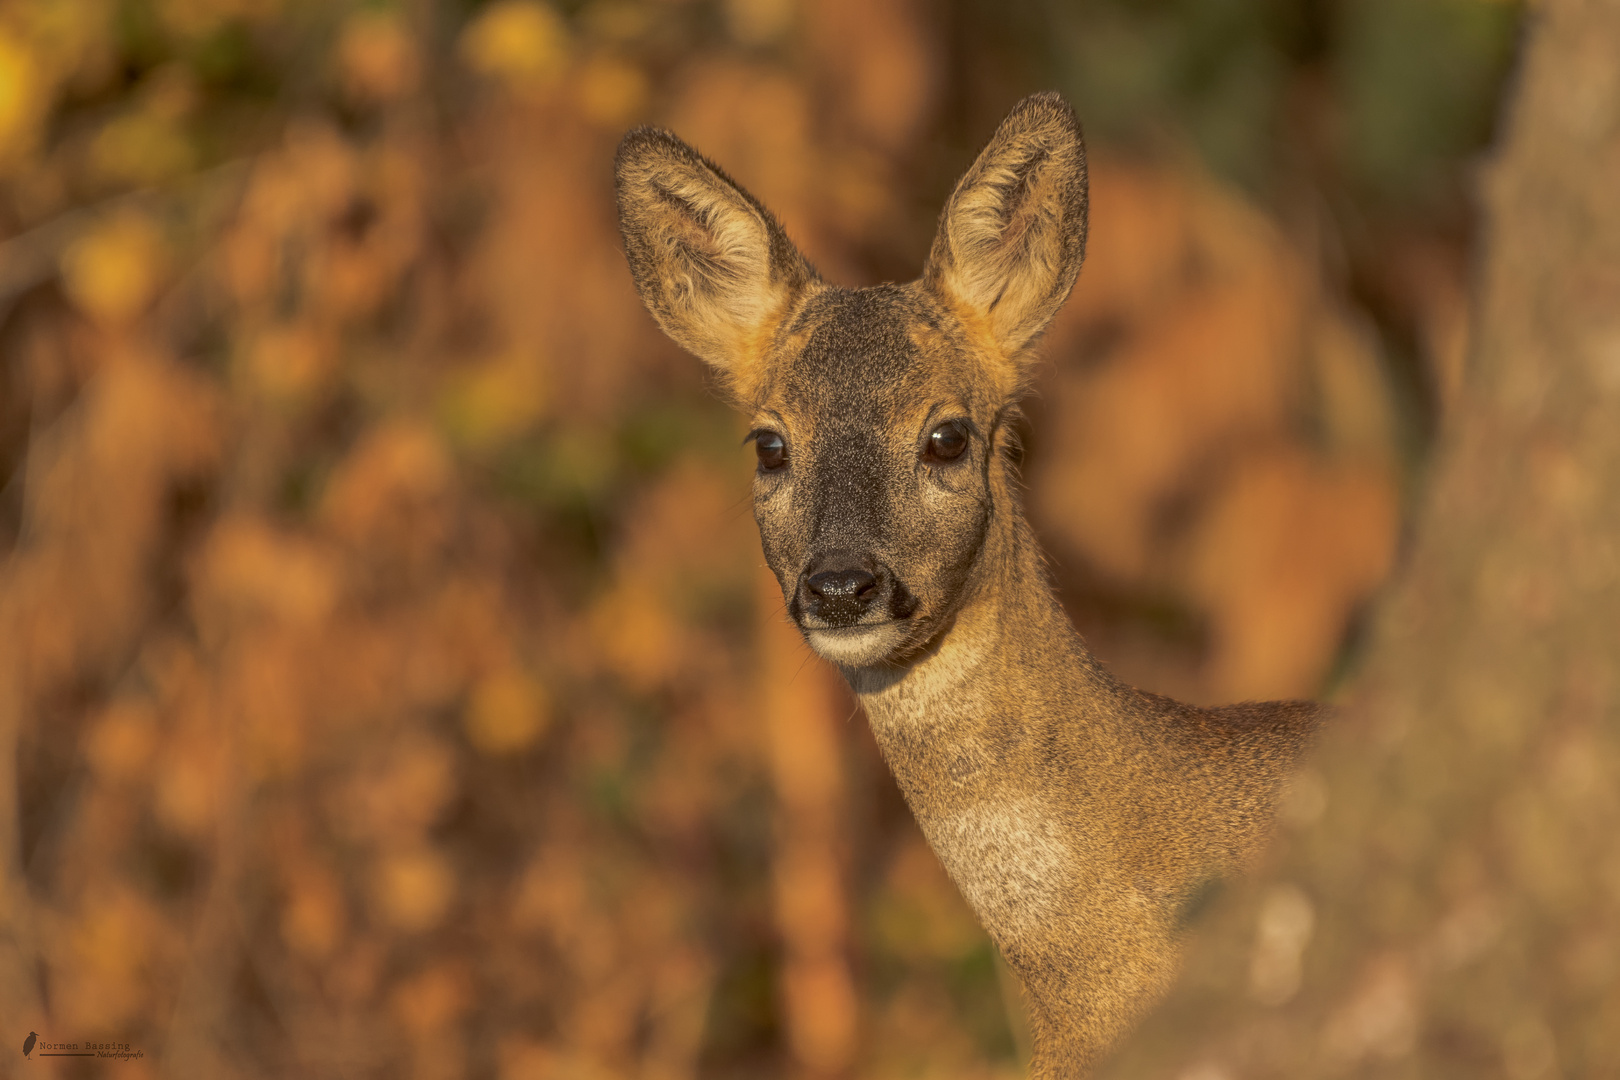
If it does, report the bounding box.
[615,93,1088,669]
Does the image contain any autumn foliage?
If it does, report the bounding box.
[0,2,1511,1078]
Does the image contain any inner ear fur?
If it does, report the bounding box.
[924,92,1088,364]
[615,128,818,402]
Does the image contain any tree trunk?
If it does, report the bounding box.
[1098,1,1620,1076]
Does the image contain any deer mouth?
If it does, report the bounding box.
[802,620,913,667]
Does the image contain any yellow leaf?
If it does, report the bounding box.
[89,109,196,187]
[372,847,456,932]
[391,962,472,1035]
[459,0,570,95]
[497,1038,559,1080]
[465,668,552,755]
[577,54,648,127]
[245,323,333,404]
[199,516,340,628]
[724,0,795,46]
[589,584,681,690]
[281,868,346,960]
[156,0,282,39]
[59,212,169,325]
[439,352,551,450]
[0,29,44,166]
[338,9,421,103]
[83,699,160,783]
[154,732,222,840]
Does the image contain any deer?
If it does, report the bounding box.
[614,92,1326,1078]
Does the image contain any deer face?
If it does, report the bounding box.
[616,93,1087,668]
[743,284,1008,665]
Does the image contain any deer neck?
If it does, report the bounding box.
[840,503,1160,960]
[843,503,1130,822]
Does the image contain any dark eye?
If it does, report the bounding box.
[925,420,970,463]
[755,431,787,471]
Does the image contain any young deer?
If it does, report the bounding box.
[615,93,1325,1077]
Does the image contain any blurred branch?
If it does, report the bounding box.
[0,657,45,1044]
[0,161,251,323]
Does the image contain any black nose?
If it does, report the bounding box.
[799,561,882,627]
[806,568,877,600]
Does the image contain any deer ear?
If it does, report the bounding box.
[615,128,818,402]
[924,92,1088,358]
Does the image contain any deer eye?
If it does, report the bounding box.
[924,420,970,463]
[754,431,787,471]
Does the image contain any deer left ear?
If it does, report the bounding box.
[924,92,1088,359]
[615,127,819,405]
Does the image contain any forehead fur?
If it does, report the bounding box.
[764,284,1011,419]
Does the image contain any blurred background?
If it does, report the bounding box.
[0,0,1520,1077]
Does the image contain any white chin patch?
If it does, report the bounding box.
[803,622,908,666]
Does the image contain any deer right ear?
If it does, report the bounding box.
[924,93,1088,364]
[615,129,818,403]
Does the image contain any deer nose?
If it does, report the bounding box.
[806,568,878,600]
[798,559,884,627]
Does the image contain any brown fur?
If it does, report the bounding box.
[615,93,1326,1077]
